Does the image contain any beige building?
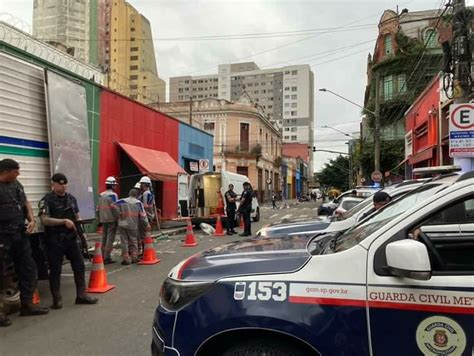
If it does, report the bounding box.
[33,0,90,63]
[169,62,314,146]
[108,0,165,105]
[156,93,283,201]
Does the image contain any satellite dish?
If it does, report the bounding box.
[200,222,215,236]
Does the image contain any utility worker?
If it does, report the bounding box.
[237,182,253,237]
[224,184,237,235]
[0,159,49,327]
[39,173,98,309]
[134,181,145,255]
[113,189,150,265]
[139,176,155,254]
[139,176,155,224]
[98,176,118,264]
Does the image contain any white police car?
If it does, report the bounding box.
[152,171,474,355]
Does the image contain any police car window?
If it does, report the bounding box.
[424,197,474,225]
[329,183,445,253]
[418,197,474,273]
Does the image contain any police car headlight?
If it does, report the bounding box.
[160,278,213,310]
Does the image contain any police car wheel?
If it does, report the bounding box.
[222,338,305,356]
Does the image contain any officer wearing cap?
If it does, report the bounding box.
[0,159,49,327]
[360,191,392,220]
[39,173,98,309]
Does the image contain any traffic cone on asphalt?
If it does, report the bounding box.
[138,233,160,265]
[183,218,198,247]
[87,242,115,293]
[214,214,224,237]
[32,289,40,305]
[239,215,244,229]
[216,191,225,215]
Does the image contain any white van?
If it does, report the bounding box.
[188,171,260,222]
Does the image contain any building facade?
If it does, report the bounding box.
[33,0,90,63]
[169,62,314,146]
[108,0,165,105]
[361,8,451,177]
[159,93,282,202]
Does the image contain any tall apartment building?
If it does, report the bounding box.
[170,62,314,145]
[107,0,166,105]
[33,0,90,63]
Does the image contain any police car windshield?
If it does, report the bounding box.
[324,183,446,253]
[334,198,372,221]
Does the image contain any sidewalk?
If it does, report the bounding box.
[87,221,188,245]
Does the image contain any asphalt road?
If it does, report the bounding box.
[0,200,321,356]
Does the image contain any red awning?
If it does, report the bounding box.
[117,143,185,182]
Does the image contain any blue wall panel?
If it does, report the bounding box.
[178,123,214,171]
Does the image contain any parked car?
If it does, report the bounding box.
[317,187,377,215]
[332,196,364,217]
[152,171,474,356]
[257,180,425,239]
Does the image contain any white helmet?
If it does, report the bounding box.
[139,176,152,184]
[105,176,117,185]
[134,182,141,189]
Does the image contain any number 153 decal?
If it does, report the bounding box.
[233,282,287,301]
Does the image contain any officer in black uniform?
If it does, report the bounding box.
[0,159,49,327]
[224,184,237,235]
[237,182,253,236]
[39,173,98,309]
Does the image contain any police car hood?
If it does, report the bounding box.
[171,236,310,281]
[259,219,331,237]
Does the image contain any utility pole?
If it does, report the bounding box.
[452,0,473,171]
[374,72,381,172]
[189,97,193,126]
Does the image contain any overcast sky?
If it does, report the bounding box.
[0,0,450,170]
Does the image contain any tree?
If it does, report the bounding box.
[316,155,350,191]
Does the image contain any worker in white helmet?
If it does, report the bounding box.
[98,176,119,264]
[138,176,155,255]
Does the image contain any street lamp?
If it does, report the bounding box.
[320,124,355,138]
[319,87,380,172]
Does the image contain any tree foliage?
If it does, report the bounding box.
[317,155,350,191]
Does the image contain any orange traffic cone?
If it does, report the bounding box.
[32,289,40,305]
[214,214,224,237]
[183,218,198,247]
[239,215,244,229]
[87,242,115,293]
[138,233,160,265]
[216,191,225,215]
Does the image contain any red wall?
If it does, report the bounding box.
[99,90,180,219]
[405,77,440,166]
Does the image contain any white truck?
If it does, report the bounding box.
[188,170,260,223]
[0,52,95,308]
[0,52,95,223]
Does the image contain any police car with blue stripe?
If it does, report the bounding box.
[152,171,474,356]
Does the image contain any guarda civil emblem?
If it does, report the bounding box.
[416,316,466,355]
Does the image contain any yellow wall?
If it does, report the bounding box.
[109,0,165,104]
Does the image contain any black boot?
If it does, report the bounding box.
[0,314,12,327]
[75,295,98,305]
[51,295,63,310]
[19,303,49,316]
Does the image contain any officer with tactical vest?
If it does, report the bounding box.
[0,159,49,327]
[39,173,98,309]
[98,176,118,264]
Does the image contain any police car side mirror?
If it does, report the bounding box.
[386,240,431,280]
